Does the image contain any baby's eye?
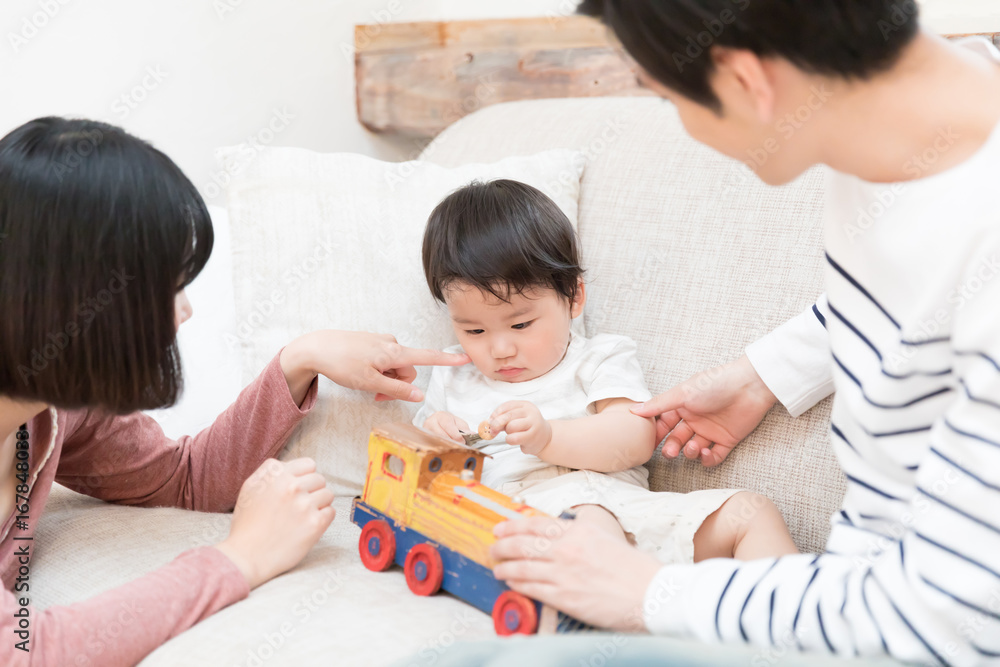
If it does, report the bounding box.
[465,329,485,335]
[511,321,533,330]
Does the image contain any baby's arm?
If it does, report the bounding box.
[490,397,656,472]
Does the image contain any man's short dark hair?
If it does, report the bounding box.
[578,0,920,110]
[0,117,213,413]
[422,179,583,305]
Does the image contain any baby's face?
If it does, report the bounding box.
[443,281,584,383]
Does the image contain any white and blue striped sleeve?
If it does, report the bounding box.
[643,241,1000,665]
[746,294,834,418]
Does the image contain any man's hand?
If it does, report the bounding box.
[280,330,470,405]
[490,517,661,632]
[489,400,552,456]
[423,411,471,444]
[631,354,777,467]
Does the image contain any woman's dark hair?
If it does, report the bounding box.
[578,0,920,111]
[423,179,583,305]
[0,117,213,412]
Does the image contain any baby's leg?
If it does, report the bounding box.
[570,504,627,542]
[693,492,798,561]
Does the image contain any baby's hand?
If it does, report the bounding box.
[490,401,552,456]
[423,411,471,444]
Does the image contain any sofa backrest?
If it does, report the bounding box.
[420,98,844,554]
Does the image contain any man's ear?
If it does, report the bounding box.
[570,280,586,318]
[710,46,776,124]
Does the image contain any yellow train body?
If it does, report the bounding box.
[359,423,546,567]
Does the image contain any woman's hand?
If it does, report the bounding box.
[630,354,777,467]
[490,517,661,632]
[489,401,552,456]
[279,330,470,406]
[215,457,334,589]
[423,411,471,444]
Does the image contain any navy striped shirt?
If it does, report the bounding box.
[643,37,1000,666]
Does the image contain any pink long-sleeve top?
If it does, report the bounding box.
[0,352,318,666]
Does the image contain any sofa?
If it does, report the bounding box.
[31,97,855,666]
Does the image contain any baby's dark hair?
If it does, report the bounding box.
[422,179,583,304]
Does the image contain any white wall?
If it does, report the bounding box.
[1,0,995,204]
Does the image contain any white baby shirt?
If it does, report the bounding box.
[413,331,654,491]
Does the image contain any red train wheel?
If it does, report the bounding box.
[492,591,538,635]
[404,543,444,596]
[359,520,396,572]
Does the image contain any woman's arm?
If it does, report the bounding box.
[0,454,335,666]
[55,331,469,511]
[0,546,248,667]
[55,348,316,511]
[490,397,657,472]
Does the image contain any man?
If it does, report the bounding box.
[478,1,1000,665]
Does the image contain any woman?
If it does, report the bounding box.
[0,116,468,666]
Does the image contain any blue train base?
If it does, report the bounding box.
[352,499,543,634]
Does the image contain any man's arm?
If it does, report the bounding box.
[644,259,1000,662]
[746,294,834,418]
[633,295,834,466]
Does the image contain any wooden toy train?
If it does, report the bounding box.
[350,423,551,635]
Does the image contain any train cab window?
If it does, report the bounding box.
[464,456,477,471]
[382,453,405,479]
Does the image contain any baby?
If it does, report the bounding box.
[414,179,797,564]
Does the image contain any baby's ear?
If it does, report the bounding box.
[570,280,587,318]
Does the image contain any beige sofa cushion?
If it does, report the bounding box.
[421,98,843,555]
[29,98,845,667]
[221,148,584,497]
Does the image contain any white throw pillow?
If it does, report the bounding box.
[221,148,584,494]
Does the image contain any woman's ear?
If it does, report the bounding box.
[710,46,776,124]
[570,280,586,318]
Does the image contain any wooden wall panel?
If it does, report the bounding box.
[355,17,1000,139]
